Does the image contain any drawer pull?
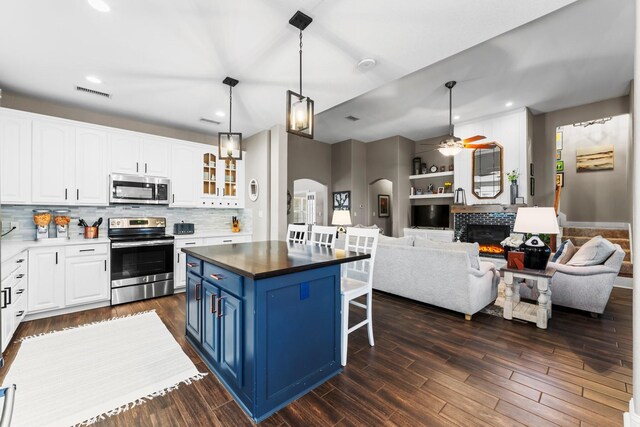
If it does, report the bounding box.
[187,262,198,268]
[15,274,24,279]
[223,240,232,243]
[209,273,224,281]
[79,249,95,252]
[16,259,24,264]
[15,310,24,317]
[195,284,201,301]
[216,296,225,318]
[16,289,24,295]
[184,242,196,246]
[211,294,217,314]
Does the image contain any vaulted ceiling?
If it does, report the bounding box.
[0,0,579,140]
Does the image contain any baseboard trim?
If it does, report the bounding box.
[24,300,111,322]
[614,276,634,289]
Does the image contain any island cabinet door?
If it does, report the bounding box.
[186,273,202,340]
[219,290,243,387]
[202,281,220,362]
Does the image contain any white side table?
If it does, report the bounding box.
[500,266,556,329]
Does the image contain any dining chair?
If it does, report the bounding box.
[309,225,338,248]
[340,227,379,366]
[287,224,308,245]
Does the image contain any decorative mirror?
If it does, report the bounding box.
[249,178,259,202]
[472,143,503,199]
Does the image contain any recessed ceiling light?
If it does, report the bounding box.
[453,115,460,120]
[357,58,377,70]
[215,111,225,117]
[505,101,514,107]
[87,0,110,13]
[85,75,102,84]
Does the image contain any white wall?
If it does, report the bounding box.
[270,124,288,241]
[454,109,529,205]
[244,130,270,241]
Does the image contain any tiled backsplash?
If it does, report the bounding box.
[454,212,516,242]
[0,205,252,240]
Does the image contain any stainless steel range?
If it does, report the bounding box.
[108,217,174,305]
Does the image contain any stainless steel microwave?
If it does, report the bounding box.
[109,174,170,205]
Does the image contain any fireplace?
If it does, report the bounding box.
[466,224,511,257]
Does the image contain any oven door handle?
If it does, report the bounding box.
[111,240,174,249]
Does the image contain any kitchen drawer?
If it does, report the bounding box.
[203,235,251,246]
[176,238,203,249]
[1,252,27,282]
[66,244,109,257]
[13,292,27,323]
[13,278,27,303]
[203,263,243,297]
[185,255,203,276]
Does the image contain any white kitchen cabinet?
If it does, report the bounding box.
[75,126,108,205]
[31,119,75,204]
[175,238,202,290]
[170,143,199,207]
[109,131,142,175]
[28,247,65,313]
[199,147,220,207]
[141,137,170,177]
[216,155,245,209]
[0,109,31,204]
[65,254,110,307]
[1,250,28,352]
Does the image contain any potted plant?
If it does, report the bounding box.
[507,169,520,204]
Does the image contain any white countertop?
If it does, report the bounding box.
[1,237,111,263]
[170,231,252,240]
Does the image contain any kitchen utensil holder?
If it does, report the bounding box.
[84,226,99,239]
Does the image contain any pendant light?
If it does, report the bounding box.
[218,76,242,160]
[438,81,463,157]
[286,10,314,139]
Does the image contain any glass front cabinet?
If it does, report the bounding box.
[199,147,244,208]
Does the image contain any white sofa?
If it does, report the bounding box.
[339,233,500,319]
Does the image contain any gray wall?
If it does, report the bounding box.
[330,139,367,225]
[1,90,214,144]
[532,95,631,223]
[244,130,270,241]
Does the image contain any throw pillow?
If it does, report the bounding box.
[557,240,577,264]
[567,236,616,266]
[378,235,414,246]
[414,239,481,269]
[551,240,568,263]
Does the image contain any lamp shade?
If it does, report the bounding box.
[513,207,559,235]
[331,210,352,226]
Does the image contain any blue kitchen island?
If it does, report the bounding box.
[181,240,369,422]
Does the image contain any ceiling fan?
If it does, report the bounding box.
[422,81,496,156]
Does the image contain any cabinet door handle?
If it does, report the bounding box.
[4,287,11,306]
[211,294,217,314]
[177,253,180,264]
[195,284,201,300]
[15,274,24,279]
[65,188,68,200]
[172,194,175,203]
[186,262,198,268]
[79,249,95,252]
[1,290,6,310]
[136,162,139,173]
[15,311,24,317]
[217,296,225,318]
[104,260,107,271]
[145,163,148,174]
[77,189,80,200]
[55,252,58,265]
[209,273,224,281]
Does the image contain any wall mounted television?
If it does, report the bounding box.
[411,204,450,228]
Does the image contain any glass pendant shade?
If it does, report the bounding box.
[218,132,242,160]
[438,145,462,156]
[286,90,314,138]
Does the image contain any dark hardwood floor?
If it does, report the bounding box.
[1,288,631,426]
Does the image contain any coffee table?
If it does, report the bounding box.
[500,265,556,329]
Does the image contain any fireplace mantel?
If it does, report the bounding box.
[451,204,526,214]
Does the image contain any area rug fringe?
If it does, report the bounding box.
[17,310,157,343]
[74,372,208,426]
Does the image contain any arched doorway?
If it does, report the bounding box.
[369,178,393,235]
[292,179,328,226]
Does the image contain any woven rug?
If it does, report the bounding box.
[1,310,206,427]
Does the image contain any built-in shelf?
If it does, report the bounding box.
[410,193,455,200]
[410,171,454,180]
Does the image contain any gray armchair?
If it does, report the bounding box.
[520,244,625,315]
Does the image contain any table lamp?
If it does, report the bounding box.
[513,207,559,270]
[331,210,352,235]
